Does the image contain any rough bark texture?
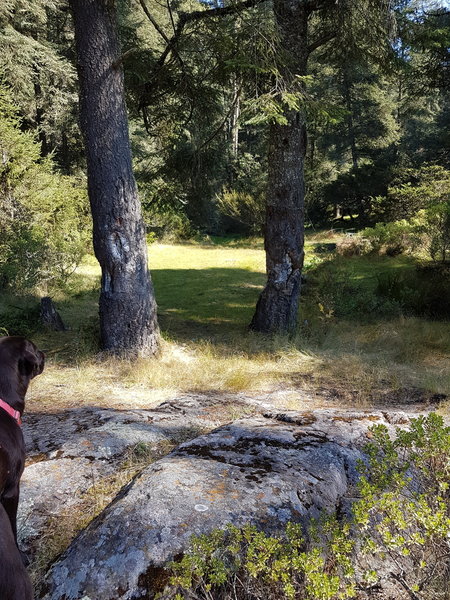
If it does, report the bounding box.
[250,0,308,333]
[69,0,159,356]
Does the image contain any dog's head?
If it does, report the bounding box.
[0,336,45,396]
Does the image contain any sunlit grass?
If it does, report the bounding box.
[5,234,449,413]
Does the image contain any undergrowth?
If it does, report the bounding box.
[158,414,450,600]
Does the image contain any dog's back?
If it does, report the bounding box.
[0,504,32,600]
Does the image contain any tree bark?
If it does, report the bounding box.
[230,75,241,158]
[342,68,359,170]
[250,0,308,334]
[40,297,66,331]
[69,0,159,356]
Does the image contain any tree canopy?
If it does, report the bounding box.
[0,0,449,341]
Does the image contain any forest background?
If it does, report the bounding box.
[0,0,450,406]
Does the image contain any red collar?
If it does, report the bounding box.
[0,399,22,426]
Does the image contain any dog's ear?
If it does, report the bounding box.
[18,347,44,378]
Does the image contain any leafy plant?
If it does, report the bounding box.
[158,414,450,600]
[361,219,425,256]
[375,267,450,318]
[216,188,265,234]
[159,521,356,600]
[355,413,450,599]
[372,166,450,262]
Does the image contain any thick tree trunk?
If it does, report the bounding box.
[69,0,159,356]
[250,0,308,334]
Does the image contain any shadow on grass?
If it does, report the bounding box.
[152,267,265,337]
[3,253,450,372]
[1,267,266,363]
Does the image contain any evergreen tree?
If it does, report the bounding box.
[0,0,81,168]
[0,85,89,290]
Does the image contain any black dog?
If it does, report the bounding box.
[0,336,45,600]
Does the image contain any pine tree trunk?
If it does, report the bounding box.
[250,0,308,334]
[343,68,359,170]
[230,76,241,158]
[69,0,159,356]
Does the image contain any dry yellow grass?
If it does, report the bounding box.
[22,240,450,414]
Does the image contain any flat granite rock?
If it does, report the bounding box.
[18,394,266,567]
[18,458,113,553]
[42,409,409,600]
[23,394,262,460]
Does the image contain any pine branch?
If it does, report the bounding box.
[138,0,172,47]
[139,0,184,67]
[179,0,266,24]
[196,83,242,152]
[307,31,337,54]
[304,0,338,13]
[139,0,267,108]
[112,47,138,69]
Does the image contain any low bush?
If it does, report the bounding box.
[361,219,425,256]
[215,188,265,235]
[304,251,450,322]
[0,302,41,337]
[366,166,450,261]
[335,236,371,257]
[144,205,194,241]
[159,414,450,600]
[160,521,356,600]
[303,262,402,323]
[354,413,450,599]
[376,266,450,318]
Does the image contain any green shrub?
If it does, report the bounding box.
[374,166,450,261]
[354,414,450,599]
[0,85,90,291]
[303,263,402,323]
[0,303,41,337]
[376,267,450,318]
[147,207,194,241]
[427,200,450,263]
[159,521,356,600]
[159,414,450,600]
[361,219,425,256]
[215,188,265,235]
[138,177,195,240]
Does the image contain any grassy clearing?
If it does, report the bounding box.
[2,233,449,412]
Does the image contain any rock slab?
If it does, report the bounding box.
[42,409,409,600]
[19,395,255,554]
